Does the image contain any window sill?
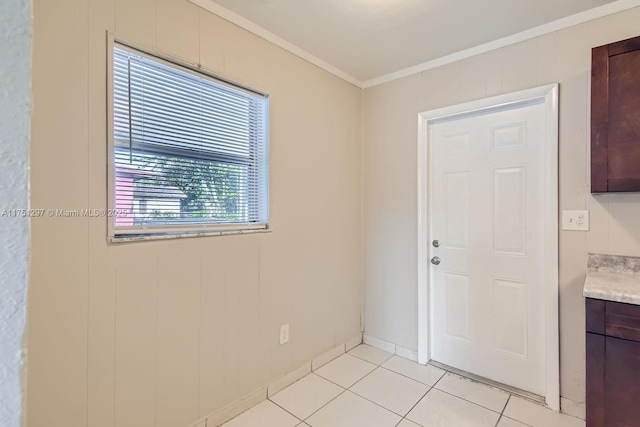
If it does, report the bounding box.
[108,227,271,244]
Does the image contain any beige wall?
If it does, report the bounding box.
[362,7,640,404]
[27,1,362,426]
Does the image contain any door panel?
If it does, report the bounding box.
[444,272,471,341]
[430,101,546,396]
[492,166,527,255]
[492,278,528,358]
[443,171,470,250]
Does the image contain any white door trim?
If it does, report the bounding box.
[417,84,559,410]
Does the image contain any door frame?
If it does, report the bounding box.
[417,84,559,410]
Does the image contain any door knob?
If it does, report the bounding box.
[431,256,441,265]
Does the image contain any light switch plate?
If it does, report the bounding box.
[562,210,589,231]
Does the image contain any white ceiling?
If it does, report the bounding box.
[207,0,620,84]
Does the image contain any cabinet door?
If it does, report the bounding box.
[587,333,605,427]
[591,35,640,193]
[605,336,640,426]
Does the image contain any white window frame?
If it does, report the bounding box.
[107,35,269,242]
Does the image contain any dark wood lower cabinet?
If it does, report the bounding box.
[586,333,604,426]
[586,298,640,426]
[605,337,640,426]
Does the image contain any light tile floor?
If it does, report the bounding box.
[221,345,585,427]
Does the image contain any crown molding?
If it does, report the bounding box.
[190,0,640,90]
[189,0,364,88]
[362,0,640,88]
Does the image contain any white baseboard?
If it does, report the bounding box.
[195,335,363,426]
[187,419,206,427]
[395,344,419,362]
[561,397,586,420]
[363,335,396,353]
[363,334,419,362]
[205,386,267,427]
[346,333,363,352]
[267,362,311,397]
[312,344,345,370]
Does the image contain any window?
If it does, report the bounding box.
[109,42,269,239]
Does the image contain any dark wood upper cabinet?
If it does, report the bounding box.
[591,35,640,193]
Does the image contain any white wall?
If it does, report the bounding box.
[0,0,31,426]
[27,1,362,426]
[362,7,640,405]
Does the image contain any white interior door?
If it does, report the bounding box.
[429,100,547,396]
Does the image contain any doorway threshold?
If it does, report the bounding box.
[428,360,546,405]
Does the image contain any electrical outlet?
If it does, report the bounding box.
[562,210,590,231]
[279,324,289,345]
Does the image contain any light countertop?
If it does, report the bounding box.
[583,254,640,305]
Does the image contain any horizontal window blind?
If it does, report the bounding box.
[111,44,268,236]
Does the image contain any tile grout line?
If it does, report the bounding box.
[232,359,362,426]
[352,362,509,423]
[311,369,374,391]
[357,359,443,423]
[297,386,350,423]
[373,363,513,419]
[398,384,434,426]
[225,350,396,425]
[272,363,359,423]
[347,366,427,419]
[495,395,537,427]
[430,387,507,416]
[378,363,446,387]
[266,398,306,424]
[494,394,512,426]
[430,371,514,416]
[346,348,395,366]
[281,365,415,424]
[431,370,446,388]
[265,355,526,427]
[326,366,406,417]
[346,390,414,419]
[501,394,512,416]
